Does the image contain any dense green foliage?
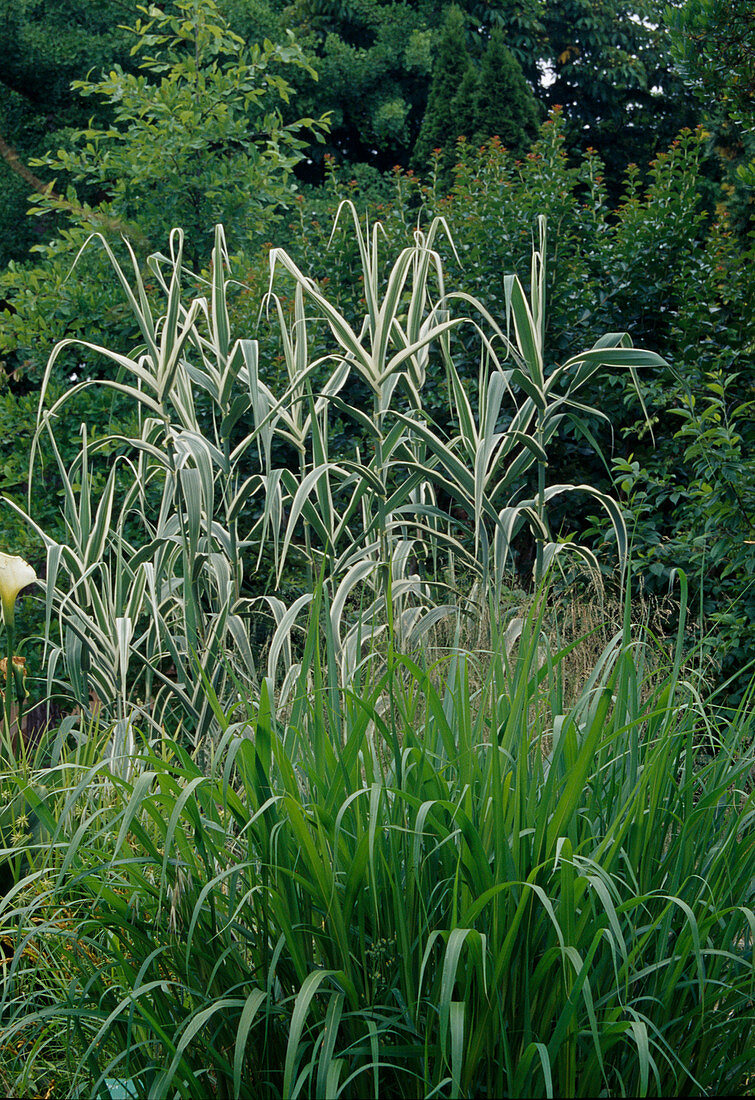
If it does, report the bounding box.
[280,0,695,180]
[413,12,539,171]
[667,0,755,222]
[474,26,540,152]
[2,587,753,1097]
[0,6,754,1092]
[668,0,755,120]
[0,0,134,262]
[0,0,698,246]
[0,228,752,1094]
[28,0,329,267]
[412,5,478,168]
[539,0,695,178]
[2,213,665,730]
[284,0,437,166]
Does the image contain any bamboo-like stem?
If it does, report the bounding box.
[300,449,314,590]
[223,431,241,602]
[535,420,546,583]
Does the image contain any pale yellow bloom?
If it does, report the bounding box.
[0,552,37,626]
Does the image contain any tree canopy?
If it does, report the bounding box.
[667,0,755,119]
[257,0,696,182]
[25,0,329,265]
[0,0,703,259]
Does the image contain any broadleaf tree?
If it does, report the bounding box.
[28,0,330,266]
[667,0,755,219]
[541,0,697,181]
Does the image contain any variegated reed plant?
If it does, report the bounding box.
[8,212,663,737]
[1,574,753,1098]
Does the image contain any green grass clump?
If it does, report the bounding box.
[1,211,752,1097]
[1,581,753,1098]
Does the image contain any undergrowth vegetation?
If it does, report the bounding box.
[1,580,754,1098]
[0,211,753,1097]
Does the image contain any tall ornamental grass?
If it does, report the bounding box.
[7,211,662,740]
[0,577,753,1097]
[1,214,751,1097]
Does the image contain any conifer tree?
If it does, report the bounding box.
[450,65,481,145]
[474,25,539,155]
[412,6,473,166]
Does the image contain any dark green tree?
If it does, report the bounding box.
[0,0,133,262]
[413,6,475,166]
[280,0,437,169]
[451,66,481,143]
[0,0,131,111]
[667,0,755,224]
[667,0,755,119]
[277,0,546,172]
[473,24,539,153]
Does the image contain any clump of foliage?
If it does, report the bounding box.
[28,0,329,268]
[668,0,755,124]
[473,25,540,153]
[413,8,538,171]
[0,0,134,262]
[412,5,476,168]
[3,212,662,736]
[1,575,754,1097]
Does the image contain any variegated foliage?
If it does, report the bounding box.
[9,212,664,738]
